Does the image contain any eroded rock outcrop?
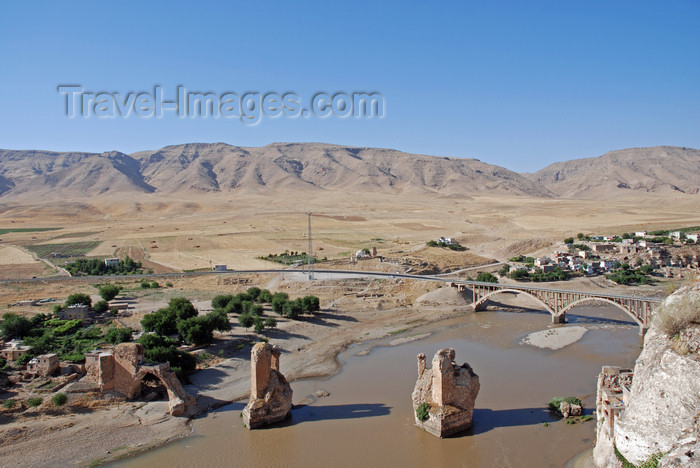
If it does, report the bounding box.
[594,285,700,467]
[411,348,480,437]
[242,343,293,429]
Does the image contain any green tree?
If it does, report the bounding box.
[271,293,289,315]
[258,289,273,303]
[264,317,277,329]
[0,313,32,340]
[141,307,177,335]
[203,309,231,332]
[98,284,120,302]
[168,297,199,321]
[211,294,234,309]
[104,327,133,344]
[283,300,303,320]
[246,287,262,301]
[238,313,254,330]
[301,295,320,313]
[498,264,511,276]
[577,233,584,240]
[65,293,92,308]
[476,272,498,283]
[563,237,574,245]
[93,300,109,314]
[253,316,265,333]
[177,317,213,345]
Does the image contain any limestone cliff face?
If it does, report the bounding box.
[594,285,700,467]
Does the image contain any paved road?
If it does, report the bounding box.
[0,267,663,302]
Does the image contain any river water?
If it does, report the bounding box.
[111,307,641,468]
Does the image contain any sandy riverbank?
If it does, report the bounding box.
[0,278,472,467]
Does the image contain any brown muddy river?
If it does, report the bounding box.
[111,307,641,468]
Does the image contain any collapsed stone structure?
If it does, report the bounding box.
[84,343,196,416]
[242,342,293,429]
[411,348,480,437]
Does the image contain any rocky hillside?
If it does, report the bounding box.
[1,143,698,201]
[0,143,547,199]
[528,146,700,198]
[593,284,700,467]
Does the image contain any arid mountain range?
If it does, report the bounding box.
[0,143,697,200]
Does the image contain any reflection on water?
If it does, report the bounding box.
[110,306,641,468]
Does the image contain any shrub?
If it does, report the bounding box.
[16,354,34,366]
[653,294,700,338]
[416,402,430,422]
[2,399,18,409]
[51,393,68,406]
[93,300,109,314]
[165,282,173,288]
[140,280,151,289]
[27,397,43,407]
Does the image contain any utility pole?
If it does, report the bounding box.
[307,212,314,280]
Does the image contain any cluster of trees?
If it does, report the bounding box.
[509,255,535,267]
[475,272,498,283]
[211,287,320,333]
[509,267,568,282]
[258,251,323,265]
[426,240,466,251]
[605,263,653,285]
[141,297,230,346]
[63,257,143,276]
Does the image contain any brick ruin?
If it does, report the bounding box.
[242,342,293,429]
[593,365,634,458]
[84,343,196,416]
[411,348,480,437]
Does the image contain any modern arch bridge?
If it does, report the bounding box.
[463,280,663,334]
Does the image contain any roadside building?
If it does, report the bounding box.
[58,304,90,320]
[105,258,120,268]
[213,264,227,272]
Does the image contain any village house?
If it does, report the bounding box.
[0,340,32,361]
[635,231,647,237]
[104,258,120,268]
[438,237,454,245]
[534,257,552,267]
[593,244,616,253]
[57,304,90,320]
[598,260,616,271]
[213,264,227,272]
[687,234,699,243]
[27,353,59,377]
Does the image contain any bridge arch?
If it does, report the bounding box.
[473,288,555,315]
[559,297,644,327]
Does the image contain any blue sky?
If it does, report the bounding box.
[1,1,698,172]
